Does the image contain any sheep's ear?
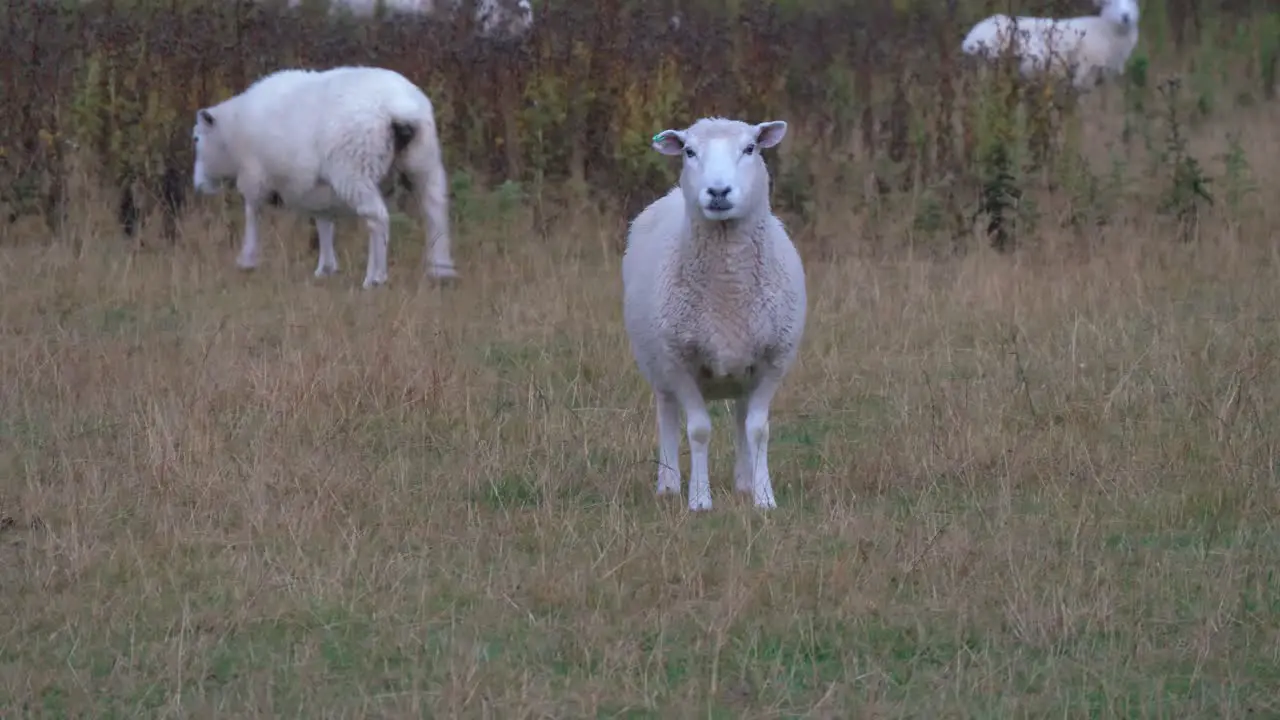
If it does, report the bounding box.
[651,129,686,156]
[199,109,216,127]
[754,121,788,149]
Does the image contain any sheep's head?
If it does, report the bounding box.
[191,109,234,195]
[1096,0,1139,31]
[652,117,788,223]
[475,0,533,40]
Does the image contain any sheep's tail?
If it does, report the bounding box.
[390,121,416,154]
[391,99,455,278]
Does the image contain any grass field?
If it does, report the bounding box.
[3,94,1280,716]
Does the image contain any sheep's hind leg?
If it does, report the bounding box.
[333,181,391,289]
[655,390,683,497]
[236,198,262,270]
[314,218,339,277]
[740,375,781,510]
[401,118,458,283]
[409,160,458,283]
[732,396,753,495]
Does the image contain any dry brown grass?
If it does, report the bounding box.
[3,94,1280,716]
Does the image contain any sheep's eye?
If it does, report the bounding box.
[684,147,696,158]
[743,144,756,156]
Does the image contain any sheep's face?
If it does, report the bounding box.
[1097,0,1139,31]
[652,118,788,222]
[191,109,234,195]
[475,0,533,39]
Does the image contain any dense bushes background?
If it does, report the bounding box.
[0,0,1275,247]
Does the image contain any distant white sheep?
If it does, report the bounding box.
[192,65,458,288]
[961,0,1140,91]
[622,117,807,511]
[284,0,534,40]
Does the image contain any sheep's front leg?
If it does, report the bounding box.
[732,396,753,494]
[237,198,262,270]
[655,390,683,497]
[673,381,714,512]
[363,199,391,286]
[336,182,390,289]
[314,218,339,277]
[362,210,390,289]
[739,375,781,509]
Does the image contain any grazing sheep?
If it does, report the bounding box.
[192,65,458,288]
[284,0,534,40]
[961,0,1140,91]
[622,117,806,512]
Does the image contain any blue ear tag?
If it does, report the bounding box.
[652,133,663,143]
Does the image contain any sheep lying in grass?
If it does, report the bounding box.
[622,117,807,512]
[192,65,457,289]
[961,0,1140,92]
[284,0,534,40]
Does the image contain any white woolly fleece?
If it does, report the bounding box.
[192,65,456,288]
[622,116,807,512]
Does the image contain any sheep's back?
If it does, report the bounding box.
[964,15,1090,66]
[225,68,425,181]
[221,79,327,178]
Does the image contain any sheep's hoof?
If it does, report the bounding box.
[686,489,713,512]
[361,277,388,290]
[236,257,259,271]
[314,265,339,278]
[426,264,460,286]
[656,469,681,497]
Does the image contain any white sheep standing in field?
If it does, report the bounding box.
[283,0,534,40]
[192,65,458,288]
[622,117,807,512]
[961,0,1140,91]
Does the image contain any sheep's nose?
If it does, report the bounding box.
[1121,12,1131,24]
[707,186,732,199]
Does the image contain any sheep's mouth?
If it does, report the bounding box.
[705,199,734,213]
